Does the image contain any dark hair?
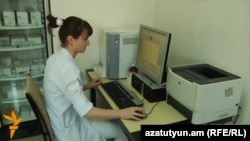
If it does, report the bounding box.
[47,14,93,46]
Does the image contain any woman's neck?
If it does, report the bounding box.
[65,46,76,58]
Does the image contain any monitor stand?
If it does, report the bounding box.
[131,73,166,102]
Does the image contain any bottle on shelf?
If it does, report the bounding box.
[127,64,138,84]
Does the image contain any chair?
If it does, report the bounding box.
[25,75,54,141]
[25,75,114,141]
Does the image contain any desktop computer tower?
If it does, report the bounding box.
[132,73,166,102]
[100,28,139,79]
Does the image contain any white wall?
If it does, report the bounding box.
[155,0,250,124]
[50,0,155,70]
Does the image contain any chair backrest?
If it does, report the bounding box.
[25,75,54,141]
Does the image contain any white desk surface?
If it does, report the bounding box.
[88,71,187,133]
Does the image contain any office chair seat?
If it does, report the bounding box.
[25,75,55,141]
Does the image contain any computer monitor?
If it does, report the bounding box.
[135,24,172,84]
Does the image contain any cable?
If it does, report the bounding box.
[140,97,145,102]
[146,101,160,116]
[128,88,145,102]
[233,106,241,124]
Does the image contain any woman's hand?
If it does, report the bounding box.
[83,78,102,90]
[119,107,147,121]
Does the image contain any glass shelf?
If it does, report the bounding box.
[0,98,27,104]
[0,44,45,51]
[0,73,44,81]
[0,25,44,30]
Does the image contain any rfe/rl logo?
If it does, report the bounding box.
[3,110,22,139]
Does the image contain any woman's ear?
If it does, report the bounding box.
[67,35,75,45]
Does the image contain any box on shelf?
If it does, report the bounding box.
[2,11,16,26]
[39,63,45,72]
[11,36,26,46]
[0,37,11,46]
[1,57,12,66]
[16,11,29,26]
[7,87,25,99]
[2,68,11,76]
[30,11,42,25]
[31,64,39,72]
[20,105,36,120]
[27,36,42,45]
[15,66,30,75]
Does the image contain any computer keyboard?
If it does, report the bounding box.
[101,80,144,109]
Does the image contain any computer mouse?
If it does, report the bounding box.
[95,80,101,83]
[135,111,147,119]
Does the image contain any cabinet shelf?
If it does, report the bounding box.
[0,98,27,104]
[0,25,44,30]
[0,44,45,51]
[0,74,44,81]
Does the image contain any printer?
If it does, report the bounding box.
[166,63,242,124]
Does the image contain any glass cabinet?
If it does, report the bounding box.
[0,0,51,139]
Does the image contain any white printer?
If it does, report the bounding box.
[166,63,242,124]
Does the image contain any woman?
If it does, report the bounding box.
[43,14,146,141]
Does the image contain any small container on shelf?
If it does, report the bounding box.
[127,64,138,85]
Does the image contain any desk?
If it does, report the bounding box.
[87,70,188,140]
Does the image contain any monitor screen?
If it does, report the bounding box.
[135,25,172,84]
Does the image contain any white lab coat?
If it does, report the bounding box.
[43,48,106,141]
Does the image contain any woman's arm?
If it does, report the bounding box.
[84,106,147,121]
[83,78,102,90]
